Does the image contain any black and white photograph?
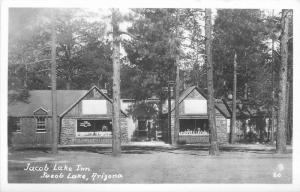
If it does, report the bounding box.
[0,0,299,191]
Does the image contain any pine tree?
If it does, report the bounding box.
[205,8,219,155]
[230,52,237,144]
[51,9,58,154]
[173,11,180,145]
[111,8,122,156]
[276,9,291,153]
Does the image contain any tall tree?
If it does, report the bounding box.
[8,8,112,93]
[212,9,279,142]
[213,10,271,103]
[205,9,219,155]
[276,9,291,153]
[55,9,110,90]
[173,11,180,145]
[270,10,276,143]
[51,9,58,153]
[123,9,179,140]
[230,52,237,144]
[111,8,122,156]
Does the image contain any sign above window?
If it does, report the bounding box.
[82,100,107,115]
[184,100,207,114]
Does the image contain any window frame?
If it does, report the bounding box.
[76,119,112,137]
[36,116,46,133]
[15,117,21,133]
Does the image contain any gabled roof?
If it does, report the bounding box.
[8,86,127,117]
[60,86,127,117]
[33,107,49,116]
[168,86,231,118]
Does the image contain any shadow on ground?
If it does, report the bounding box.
[10,144,293,156]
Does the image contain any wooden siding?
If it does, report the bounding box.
[178,89,222,116]
[185,89,206,100]
[63,87,126,118]
[11,117,52,146]
[178,135,209,143]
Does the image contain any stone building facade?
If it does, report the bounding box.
[162,86,231,144]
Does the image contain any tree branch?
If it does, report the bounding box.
[37,68,51,73]
[119,31,143,41]
[24,59,53,65]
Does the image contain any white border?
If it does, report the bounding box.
[1,0,300,192]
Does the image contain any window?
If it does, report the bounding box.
[179,119,209,135]
[15,118,21,132]
[76,119,112,137]
[8,117,21,133]
[36,117,46,133]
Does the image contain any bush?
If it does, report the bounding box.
[244,131,258,143]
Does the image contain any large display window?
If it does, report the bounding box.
[179,119,209,135]
[76,119,112,137]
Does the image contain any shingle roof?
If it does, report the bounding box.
[8,90,87,117]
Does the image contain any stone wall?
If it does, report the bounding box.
[216,115,229,143]
[60,117,128,145]
[168,114,228,144]
[60,118,76,145]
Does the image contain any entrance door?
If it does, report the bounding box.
[138,120,148,138]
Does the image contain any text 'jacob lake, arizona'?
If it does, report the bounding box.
[24,163,123,182]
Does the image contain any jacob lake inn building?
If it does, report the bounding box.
[8,86,231,147]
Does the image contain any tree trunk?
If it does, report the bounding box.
[276,9,290,153]
[167,83,172,144]
[112,9,121,156]
[173,12,180,145]
[285,81,290,144]
[205,8,219,155]
[66,80,71,90]
[286,42,293,145]
[270,10,276,144]
[230,52,237,144]
[288,69,293,144]
[174,64,180,145]
[51,9,58,154]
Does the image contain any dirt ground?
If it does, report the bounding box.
[7,143,293,183]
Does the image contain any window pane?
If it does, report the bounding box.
[179,119,209,135]
[36,117,46,132]
[16,118,21,132]
[8,117,21,132]
[76,119,112,137]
